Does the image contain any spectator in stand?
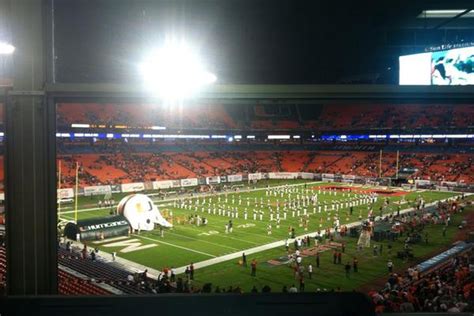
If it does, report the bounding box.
[370,250,474,313]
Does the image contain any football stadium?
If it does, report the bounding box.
[51,102,473,299]
[1,1,474,316]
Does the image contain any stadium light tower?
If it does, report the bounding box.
[139,39,216,100]
[0,41,15,55]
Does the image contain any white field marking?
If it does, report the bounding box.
[237,223,256,228]
[162,195,464,274]
[132,234,217,258]
[164,230,240,251]
[173,223,263,246]
[58,215,73,222]
[212,226,279,241]
[207,233,260,246]
[92,236,129,244]
[101,238,158,254]
[170,209,283,240]
[165,221,260,245]
[183,218,279,241]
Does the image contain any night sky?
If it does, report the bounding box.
[53,0,474,84]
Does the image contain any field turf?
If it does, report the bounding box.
[58,180,459,273]
[189,204,473,293]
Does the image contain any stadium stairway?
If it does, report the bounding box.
[58,248,152,295]
[58,268,113,295]
[1,246,116,295]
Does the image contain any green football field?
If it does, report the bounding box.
[58,180,460,276]
[190,202,473,293]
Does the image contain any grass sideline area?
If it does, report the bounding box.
[189,200,474,293]
[59,180,459,270]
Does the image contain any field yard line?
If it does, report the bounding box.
[206,226,279,241]
[58,214,73,221]
[132,234,217,258]
[174,225,261,246]
[215,235,261,246]
[178,216,279,241]
[167,195,464,274]
[164,230,241,251]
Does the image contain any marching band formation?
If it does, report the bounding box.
[167,185,380,235]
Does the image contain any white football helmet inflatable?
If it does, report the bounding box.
[117,194,172,231]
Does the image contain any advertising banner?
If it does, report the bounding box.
[268,172,298,180]
[171,180,181,188]
[206,176,221,185]
[248,173,262,180]
[144,181,154,190]
[180,178,198,187]
[322,173,335,179]
[227,174,243,182]
[64,215,130,241]
[153,180,174,190]
[58,188,74,199]
[342,174,356,180]
[441,181,458,187]
[415,179,432,186]
[110,184,122,193]
[121,182,145,193]
[299,172,314,180]
[84,185,112,196]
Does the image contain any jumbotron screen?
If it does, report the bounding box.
[399,46,474,85]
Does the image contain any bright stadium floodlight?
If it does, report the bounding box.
[139,40,216,100]
[0,42,15,55]
[418,9,474,18]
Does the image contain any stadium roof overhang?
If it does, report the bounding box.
[45,83,474,103]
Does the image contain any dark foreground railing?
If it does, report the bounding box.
[0,292,374,316]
